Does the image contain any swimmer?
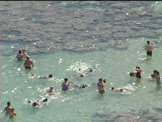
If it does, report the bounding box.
[151,70,158,79]
[28,98,48,108]
[111,87,123,92]
[145,41,153,58]
[89,68,98,72]
[136,66,142,80]
[97,78,106,94]
[154,71,161,85]
[3,102,12,114]
[24,57,34,69]
[46,86,55,95]
[77,69,84,77]
[31,73,53,79]
[16,50,24,61]
[9,108,16,119]
[62,78,70,90]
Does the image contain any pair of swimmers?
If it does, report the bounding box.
[16,49,29,61]
[3,102,16,119]
[129,66,142,80]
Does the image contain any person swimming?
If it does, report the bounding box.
[28,98,48,108]
[111,87,123,92]
[31,73,53,79]
[77,69,84,77]
[70,83,87,89]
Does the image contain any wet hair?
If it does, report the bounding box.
[79,68,81,71]
[153,70,157,73]
[49,74,53,78]
[32,102,37,107]
[120,89,123,92]
[28,101,31,103]
[99,78,103,82]
[64,78,68,81]
[26,56,30,59]
[147,41,150,44]
[7,102,10,106]
[80,75,84,77]
[11,108,15,111]
[111,87,114,90]
[82,84,87,88]
[89,68,93,72]
[155,71,160,75]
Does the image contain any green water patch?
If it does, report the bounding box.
[153,1,162,12]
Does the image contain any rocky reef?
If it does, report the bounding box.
[0,1,161,55]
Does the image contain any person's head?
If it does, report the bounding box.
[11,108,14,112]
[103,79,106,83]
[111,87,114,90]
[120,89,123,92]
[28,101,31,103]
[147,41,150,44]
[49,74,53,78]
[7,102,11,106]
[153,70,157,74]
[80,74,84,77]
[32,102,37,107]
[82,84,87,88]
[79,68,81,71]
[64,78,68,82]
[89,68,93,72]
[18,50,22,54]
[155,70,159,75]
[136,66,140,69]
[26,56,30,60]
[129,72,134,76]
[22,49,25,52]
[99,78,103,82]
[50,86,54,91]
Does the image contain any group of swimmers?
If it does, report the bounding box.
[3,40,160,118]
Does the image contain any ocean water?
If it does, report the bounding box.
[1,1,162,122]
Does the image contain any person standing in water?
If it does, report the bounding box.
[145,41,153,58]
[9,108,16,119]
[3,102,12,114]
[155,71,161,85]
[62,78,70,90]
[16,50,24,61]
[24,57,34,69]
[97,78,106,94]
[136,66,142,80]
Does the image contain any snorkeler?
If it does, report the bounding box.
[28,98,48,108]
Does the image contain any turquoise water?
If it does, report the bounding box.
[1,1,162,122]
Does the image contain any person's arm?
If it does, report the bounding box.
[3,107,6,113]
[31,61,34,67]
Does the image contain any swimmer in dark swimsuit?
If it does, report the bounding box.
[28,98,48,107]
[70,83,87,89]
[145,41,153,58]
[136,66,142,80]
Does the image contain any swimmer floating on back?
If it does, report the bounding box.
[111,87,124,92]
[77,69,84,77]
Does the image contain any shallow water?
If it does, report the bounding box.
[1,1,162,122]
